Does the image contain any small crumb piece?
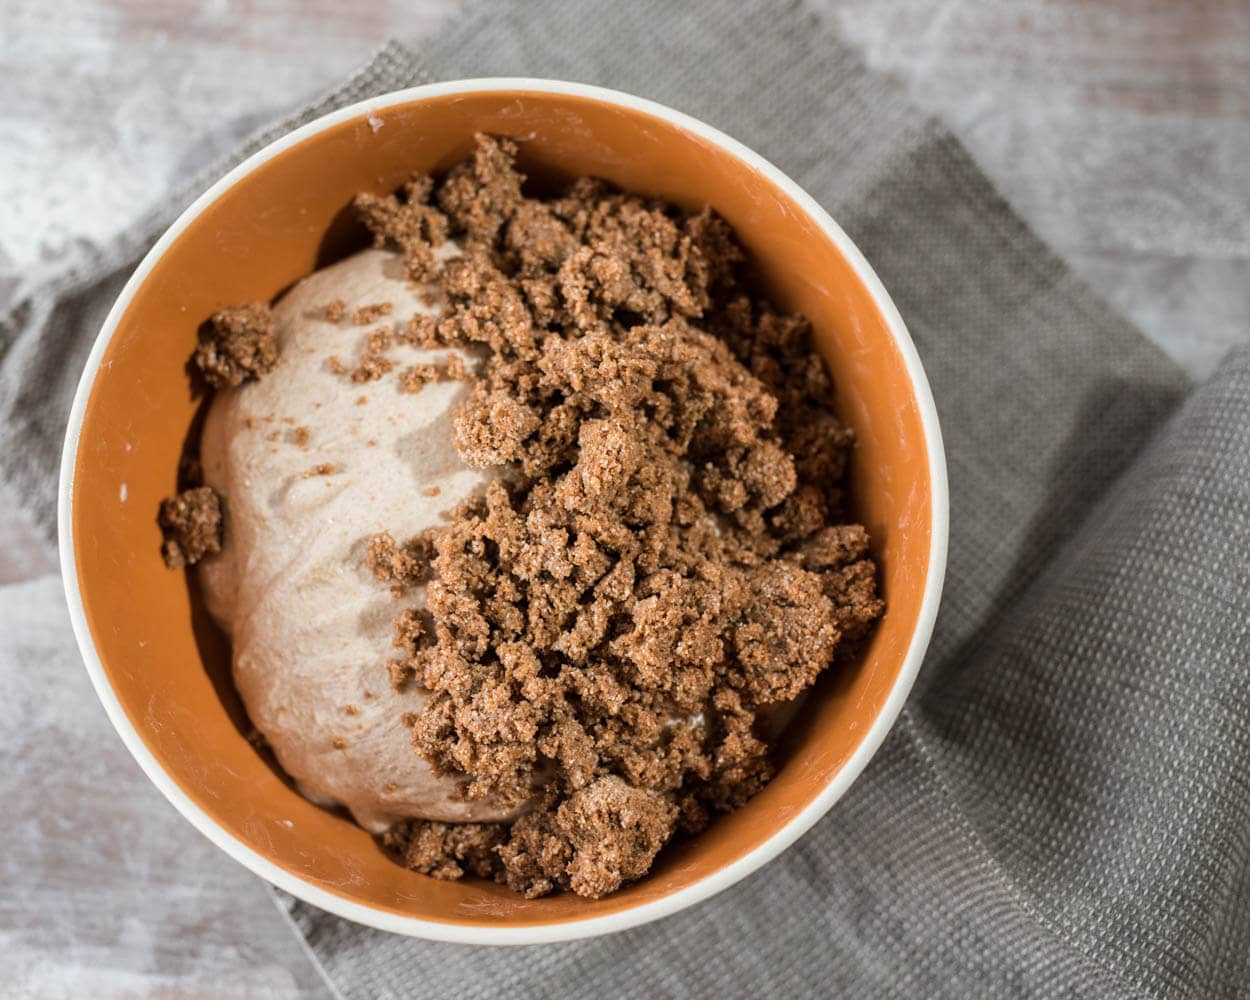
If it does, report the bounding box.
[400,313,441,347]
[292,426,310,447]
[355,395,368,406]
[502,777,677,899]
[303,463,336,478]
[352,302,394,325]
[392,608,429,655]
[322,299,348,323]
[382,819,506,880]
[344,704,359,716]
[388,660,413,690]
[400,363,441,393]
[158,486,224,569]
[194,302,278,388]
[354,174,450,282]
[423,485,441,497]
[365,531,435,587]
[331,737,347,750]
[336,328,397,383]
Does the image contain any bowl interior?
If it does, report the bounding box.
[69,89,934,930]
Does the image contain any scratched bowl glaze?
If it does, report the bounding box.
[59,80,947,944]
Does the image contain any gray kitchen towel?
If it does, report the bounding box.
[4,0,1248,997]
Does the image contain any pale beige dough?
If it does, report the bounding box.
[199,247,518,833]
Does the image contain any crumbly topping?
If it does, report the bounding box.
[329,326,476,392]
[194,302,278,388]
[352,302,394,325]
[329,327,398,383]
[374,136,884,898]
[398,363,441,394]
[381,819,506,880]
[322,299,348,323]
[158,486,224,569]
[365,531,435,589]
[354,175,450,282]
[401,313,441,348]
[398,355,474,394]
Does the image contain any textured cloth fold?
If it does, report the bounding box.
[5,1,1249,997]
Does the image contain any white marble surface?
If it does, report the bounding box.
[2,1,1248,996]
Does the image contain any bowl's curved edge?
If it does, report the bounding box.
[58,77,948,946]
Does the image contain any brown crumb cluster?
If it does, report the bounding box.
[367,136,884,898]
[399,353,473,393]
[355,175,449,282]
[326,310,475,392]
[194,302,278,388]
[352,301,394,325]
[158,486,224,569]
[329,326,397,383]
[365,531,435,593]
[381,819,506,880]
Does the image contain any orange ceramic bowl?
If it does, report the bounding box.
[59,80,947,944]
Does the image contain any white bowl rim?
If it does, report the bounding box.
[58,77,949,946]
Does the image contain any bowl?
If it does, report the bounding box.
[59,79,947,945]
